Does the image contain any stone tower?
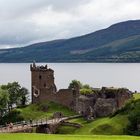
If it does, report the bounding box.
[30,62,57,103]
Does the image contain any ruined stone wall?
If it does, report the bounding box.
[75,88,132,118]
[94,98,117,117]
[31,63,132,119]
[55,89,76,109]
[116,91,132,108]
[31,70,54,89]
[32,87,78,110]
[76,95,93,115]
[31,63,79,110]
[99,88,132,108]
[32,88,55,104]
[76,100,90,115]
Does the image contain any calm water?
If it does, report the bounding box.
[0,63,140,92]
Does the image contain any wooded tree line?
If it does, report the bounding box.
[0,82,29,117]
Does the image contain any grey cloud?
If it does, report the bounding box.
[46,0,90,11]
[0,0,88,19]
[0,0,91,47]
[0,0,139,48]
[0,0,48,20]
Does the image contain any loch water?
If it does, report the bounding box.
[0,63,140,93]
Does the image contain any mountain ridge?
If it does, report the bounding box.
[0,20,140,62]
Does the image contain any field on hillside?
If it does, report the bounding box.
[133,93,140,100]
[57,94,140,135]
[0,134,139,140]
[2,94,140,136]
[17,101,76,120]
[0,101,76,125]
[57,115,129,135]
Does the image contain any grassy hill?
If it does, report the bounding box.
[133,93,140,100]
[0,20,140,62]
[0,134,139,140]
[0,101,76,124]
[57,115,129,135]
[57,93,140,135]
[0,101,130,135]
[17,102,76,120]
[1,93,140,136]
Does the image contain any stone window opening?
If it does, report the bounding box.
[105,92,116,98]
[33,86,40,97]
[73,90,77,97]
[52,84,57,93]
[39,75,42,80]
[44,83,46,88]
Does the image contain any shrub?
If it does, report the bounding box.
[126,110,140,135]
[80,88,93,95]
[68,80,82,89]
[0,109,23,125]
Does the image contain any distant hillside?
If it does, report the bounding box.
[0,20,140,62]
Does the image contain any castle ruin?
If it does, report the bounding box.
[30,63,132,118]
[30,62,79,111]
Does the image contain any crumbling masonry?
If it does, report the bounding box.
[30,63,132,118]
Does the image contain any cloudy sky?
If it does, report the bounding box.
[0,0,140,48]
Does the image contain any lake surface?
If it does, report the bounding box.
[0,63,140,92]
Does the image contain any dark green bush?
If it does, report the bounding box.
[126,110,140,135]
[0,109,24,125]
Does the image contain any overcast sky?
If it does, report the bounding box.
[0,0,140,48]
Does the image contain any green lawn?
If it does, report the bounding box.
[17,101,76,120]
[1,101,76,125]
[0,134,139,140]
[57,115,129,135]
[133,93,140,100]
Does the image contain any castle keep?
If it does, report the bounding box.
[30,63,132,118]
[30,63,79,111]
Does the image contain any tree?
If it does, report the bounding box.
[1,82,21,110]
[18,87,29,106]
[68,80,83,89]
[126,110,140,136]
[0,89,9,117]
[1,82,29,110]
[68,80,94,94]
[82,84,91,89]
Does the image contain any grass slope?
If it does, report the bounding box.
[0,134,139,140]
[57,115,129,135]
[17,101,76,120]
[57,94,140,135]
[2,94,139,135]
[133,93,140,100]
[0,101,76,124]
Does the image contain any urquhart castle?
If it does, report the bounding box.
[30,63,132,119]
